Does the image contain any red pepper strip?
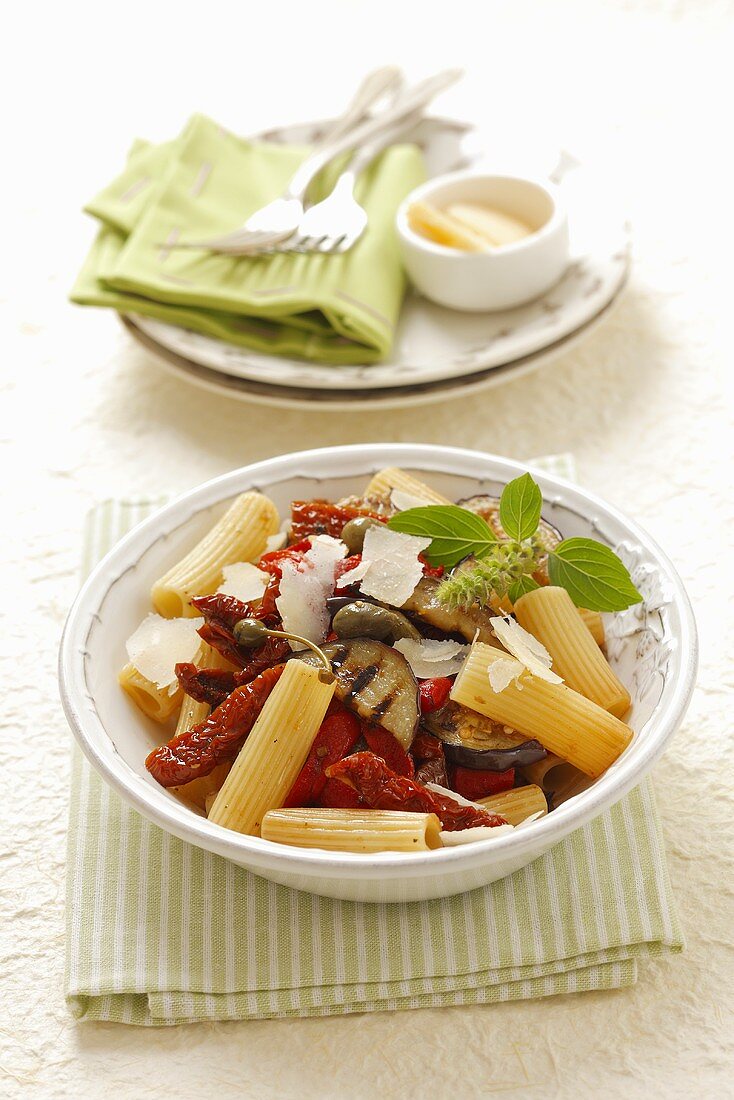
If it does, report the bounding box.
[257,539,312,578]
[290,500,386,541]
[411,731,448,787]
[418,677,453,714]
[284,707,361,807]
[450,766,515,802]
[319,777,365,809]
[234,634,292,687]
[175,662,237,706]
[326,752,506,831]
[362,725,415,778]
[146,664,285,788]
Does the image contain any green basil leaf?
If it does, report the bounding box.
[508,575,540,603]
[499,473,543,542]
[387,505,497,567]
[547,538,643,611]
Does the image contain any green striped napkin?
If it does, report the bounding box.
[65,456,683,1025]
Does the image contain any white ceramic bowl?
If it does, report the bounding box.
[396,171,570,311]
[59,445,696,903]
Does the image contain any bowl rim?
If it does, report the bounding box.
[396,170,568,259]
[59,444,698,882]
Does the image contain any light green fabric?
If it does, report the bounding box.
[64,456,683,1025]
[70,115,426,364]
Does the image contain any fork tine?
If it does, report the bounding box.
[327,234,348,253]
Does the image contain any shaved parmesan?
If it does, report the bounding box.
[126,614,204,694]
[440,825,515,845]
[354,525,431,608]
[488,656,525,694]
[490,616,563,685]
[218,561,268,604]
[390,488,435,511]
[336,559,370,588]
[265,531,287,553]
[276,535,346,649]
[393,637,469,679]
[426,782,487,810]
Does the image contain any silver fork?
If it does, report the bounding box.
[176,68,463,256]
[288,111,424,254]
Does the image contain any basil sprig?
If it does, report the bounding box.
[387,504,496,567]
[387,473,642,613]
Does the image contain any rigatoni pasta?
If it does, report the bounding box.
[364,467,452,504]
[208,661,336,836]
[261,808,442,852]
[118,663,182,723]
[152,491,279,618]
[578,607,605,646]
[519,752,587,803]
[514,586,630,717]
[451,643,633,778]
[478,784,548,825]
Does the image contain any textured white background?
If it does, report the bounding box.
[2,1,733,1097]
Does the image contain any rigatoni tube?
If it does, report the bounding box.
[152,492,279,618]
[451,643,632,779]
[578,607,605,646]
[514,586,630,717]
[208,661,336,836]
[478,785,548,825]
[364,467,452,505]
[261,808,442,852]
[118,663,182,723]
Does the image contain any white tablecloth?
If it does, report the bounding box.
[2,1,732,1096]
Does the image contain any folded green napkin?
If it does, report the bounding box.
[70,115,425,364]
[64,455,683,1025]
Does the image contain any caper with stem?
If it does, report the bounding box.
[233,618,334,683]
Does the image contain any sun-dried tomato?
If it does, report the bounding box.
[175,662,237,706]
[193,590,283,669]
[198,621,247,668]
[362,725,414,777]
[319,777,365,809]
[418,677,453,714]
[411,731,449,787]
[234,634,292,686]
[258,539,312,578]
[290,501,385,541]
[418,554,445,579]
[259,575,281,618]
[284,706,361,807]
[326,752,506,831]
[450,766,515,802]
[146,665,285,787]
[192,592,255,630]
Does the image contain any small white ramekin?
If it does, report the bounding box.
[396,171,570,311]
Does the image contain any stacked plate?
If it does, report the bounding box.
[122,119,631,411]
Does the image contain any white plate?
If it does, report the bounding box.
[59,445,697,903]
[122,279,626,411]
[121,117,631,404]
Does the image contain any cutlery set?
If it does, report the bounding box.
[177,67,462,257]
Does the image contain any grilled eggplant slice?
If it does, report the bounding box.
[423,700,527,753]
[443,739,547,771]
[296,639,419,749]
[400,576,503,646]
